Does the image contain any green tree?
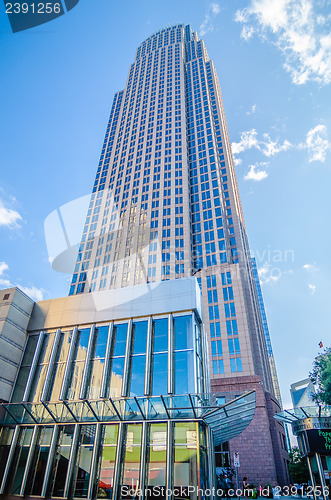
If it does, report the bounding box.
[288,447,310,483]
[310,347,331,406]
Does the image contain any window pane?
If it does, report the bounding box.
[48,362,66,401]
[5,427,33,495]
[153,318,168,352]
[113,324,128,357]
[120,424,142,491]
[174,422,198,498]
[0,428,14,485]
[98,425,119,499]
[94,326,109,359]
[152,352,168,395]
[110,357,125,398]
[75,328,91,361]
[132,321,148,354]
[87,358,105,399]
[174,315,193,350]
[50,425,74,497]
[174,351,194,394]
[73,426,96,498]
[25,426,54,496]
[67,361,85,400]
[147,423,167,488]
[29,364,48,402]
[129,355,146,397]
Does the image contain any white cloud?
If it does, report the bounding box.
[19,286,44,302]
[244,164,268,181]
[232,129,259,155]
[235,0,331,85]
[260,135,292,157]
[246,104,257,115]
[303,262,318,272]
[258,262,281,284]
[0,200,22,228]
[308,283,316,294]
[0,261,45,300]
[0,262,9,275]
[232,125,329,168]
[232,129,292,157]
[200,2,221,36]
[299,124,331,162]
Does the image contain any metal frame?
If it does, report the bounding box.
[19,425,38,495]
[23,331,45,402]
[122,320,133,397]
[100,322,113,398]
[41,425,59,497]
[80,325,96,399]
[41,329,61,401]
[60,327,79,400]
[168,314,173,394]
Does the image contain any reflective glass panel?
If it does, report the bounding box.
[113,324,128,357]
[75,328,91,361]
[174,351,195,394]
[174,422,198,499]
[120,424,142,493]
[153,318,168,352]
[129,355,146,397]
[132,321,148,354]
[49,425,74,497]
[0,427,14,485]
[97,424,119,499]
[73,425,96,498]
[58,331,73,363]
[110,357,125,398]
[94,326,109,359]
[147,423,167,488]
[38,333,55,364]
[25,426,54,496]
[29,364,48,402]
[152,352,168,395]
[5,427,33,495]
[67,361,85,400]
[174,315,193,350]
[48,362,66,401]
[86,358,105,399]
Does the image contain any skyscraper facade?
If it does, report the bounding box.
[68,24,288,484]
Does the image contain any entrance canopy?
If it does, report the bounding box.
[0,390,255,445]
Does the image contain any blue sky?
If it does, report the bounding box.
[0,0,330,407]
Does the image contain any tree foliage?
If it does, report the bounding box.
[288,447,310,484]
[310,347,331,406]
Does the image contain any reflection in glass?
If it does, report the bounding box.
[29,364,48,402]
[49,425,74,497]
[132,321,148,354]
[94,325,109,359]
[120,424,142,496]
[48,362,66,401]
[0,427,14,485]
[113,324,128,357]
[66,360,85,400]
[174,422,198,499]
[174,315,193,350]
[87,357,106,399]
[109,357,125,398]
[72,425,96,498]
[25,426,53,496]
[147,423,167,490]
[152,352,168,395]
[5,427,33,495]
[153,318,168,352]
[129,355,146,396]
[174,351,195,394]
[75,328,91,362]
[97,424,119,499]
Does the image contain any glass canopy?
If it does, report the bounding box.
[0,391,255,445]
[274,405,331,424]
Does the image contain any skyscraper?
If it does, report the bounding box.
[67,24,288,484]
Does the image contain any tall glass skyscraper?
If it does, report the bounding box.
[66,24,288,485]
